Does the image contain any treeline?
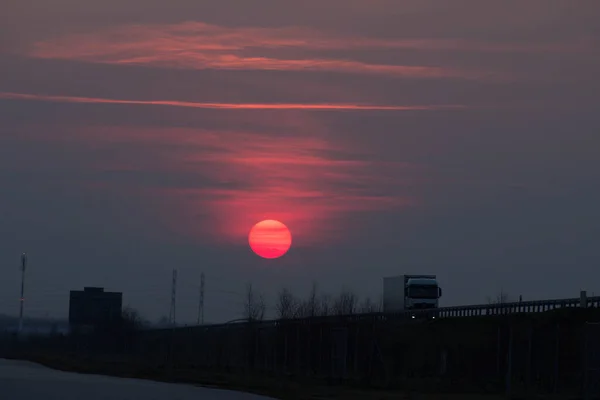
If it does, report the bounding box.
[241,282,382,322]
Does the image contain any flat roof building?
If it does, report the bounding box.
[68,287,122,329]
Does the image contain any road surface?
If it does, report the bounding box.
[0,359,277,400]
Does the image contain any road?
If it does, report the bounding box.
[0,359,276,400]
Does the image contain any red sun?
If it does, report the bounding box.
[248,220,292,259]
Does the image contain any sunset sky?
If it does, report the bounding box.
[1,1,599,323]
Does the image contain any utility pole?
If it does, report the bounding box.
[18,253,27,335]
[169,269,178,326]
[197,273,205,325]
[167,268,178,376]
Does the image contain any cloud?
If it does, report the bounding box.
[149,132,418,246]
[10,120,419,247]
[25,22,511,80]
[0,92,468,111]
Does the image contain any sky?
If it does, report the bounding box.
[1,0,599,324]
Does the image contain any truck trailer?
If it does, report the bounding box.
[383,275,442,317]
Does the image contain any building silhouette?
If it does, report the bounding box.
[68,287,122,330]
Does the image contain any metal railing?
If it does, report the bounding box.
[411,295,600,319]
[350,294,600,321]
[145,294,600,331]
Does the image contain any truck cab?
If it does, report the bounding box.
[383,274,442,319]
[406,277,441,310]
[404,278,442,319]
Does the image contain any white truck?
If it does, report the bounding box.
[383,274,442,318]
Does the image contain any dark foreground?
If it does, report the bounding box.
[3,308,600,399]
[2,353,584,400]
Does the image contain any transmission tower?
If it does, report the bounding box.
[168,269,178,326]
[197,273,205,325]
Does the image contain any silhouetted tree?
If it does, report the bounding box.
[243,283,266,321]
[319,293,332,316]
[486,289,510,304]
[94,306,146,354]
[295,281,321,318]
[122,306,145,330]
[332,288,358,315]
[303,281,320,317]
[359,296,379,313]
[275,288,298,319]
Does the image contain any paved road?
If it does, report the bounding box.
[0,359,276,400]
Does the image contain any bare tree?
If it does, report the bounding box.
[304,281,320,317]
[359,296,378,313]
[319,293,332,316]
[243,283,266,321]
[257,294,266,320]
[115,307,146,352]
[487,289,510,304]
[122,306,145,330]
[275,288,298,319]
[296,281,320,318]
[333,288,358,315]
[295,301,308,318]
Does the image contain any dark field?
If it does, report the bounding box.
[3,308,600,399]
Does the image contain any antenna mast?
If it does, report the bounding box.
[18,253,27,335]
[168,269,177,326]
[197,273,205,325]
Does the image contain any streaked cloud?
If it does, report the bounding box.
[0,92,467,111]
[26,22,510,80]
[17,122,418,246]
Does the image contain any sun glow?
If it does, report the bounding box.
[248,220,292,259]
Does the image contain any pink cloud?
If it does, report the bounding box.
[19,122,420,246]
[0,92,468,111]
[25,22,516,80]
